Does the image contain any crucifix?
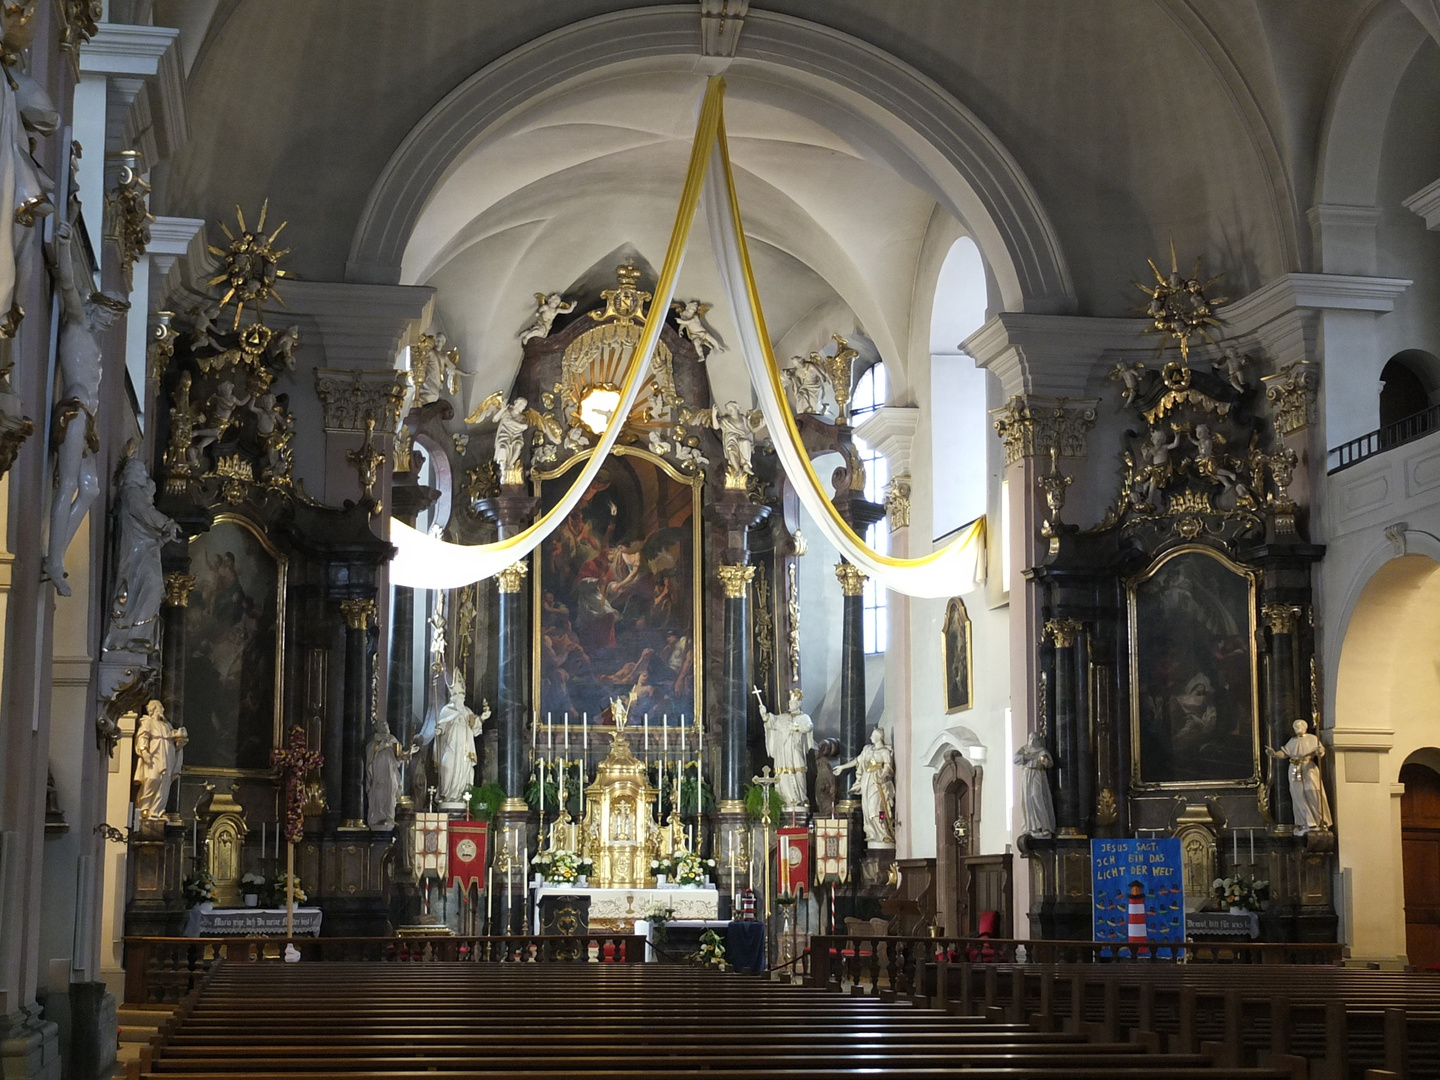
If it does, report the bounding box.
[271,725,323,951]
[752,765,780,930]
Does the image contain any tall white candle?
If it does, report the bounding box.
[644,713,649,752]
[695,716,702,816]
[582,712,587,750]
[663,714,669,752]
[548,712,553,751]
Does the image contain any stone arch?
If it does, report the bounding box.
[1332,550,1440,960]
[344,6,1074,316]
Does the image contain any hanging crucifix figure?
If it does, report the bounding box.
[271,725,323,958]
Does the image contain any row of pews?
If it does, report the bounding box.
[129,958,1299,1079]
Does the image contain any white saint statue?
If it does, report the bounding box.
[0,7,57,335]
[755,686,814,812]
[133,699,186,820]
[102,457,180,656]
[43,220,127,594]
[465,393,552,485]
[1014,731,1055,839]
[781,355,829,415]
[837,727,896,847]
[435,677,489,804]
[364,718,412,831]
[704,400,764,485]
[519,292,575,345]
[1269,718,1332,835]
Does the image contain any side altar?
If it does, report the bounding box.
[532,887,720,933]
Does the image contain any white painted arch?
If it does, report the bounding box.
[344,5,1074,317]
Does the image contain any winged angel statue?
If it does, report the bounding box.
[464,392,562,485]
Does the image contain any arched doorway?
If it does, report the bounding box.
[933,750,1008,936]
[1401,755,1440,970]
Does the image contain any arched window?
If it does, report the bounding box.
[852,361,888,654]
[1380,351,1436,429]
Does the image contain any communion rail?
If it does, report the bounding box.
[123,934,644,1005]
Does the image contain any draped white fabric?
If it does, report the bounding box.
[391,77,984,597]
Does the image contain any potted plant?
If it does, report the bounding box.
[241,872,267,907]
[532,850,554,883]
[1211,874,1268,913]
[674,851,716,887]
[650,856,675,884]
[467,781,507,825]
[576,853,594,887]
[182,869,217,911]
[690,928,726,969]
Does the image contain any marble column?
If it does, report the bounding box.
[339,598,376,829]
[835,562,868,781]
[1262,603,1303,829]
[387,481,438,783]
[495,561,530,807]
[1044,618,1083,835]
[159,570,195,815]
[716,564,756,805]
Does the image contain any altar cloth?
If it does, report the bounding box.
[183,906,323,937]
[531,886,719,933]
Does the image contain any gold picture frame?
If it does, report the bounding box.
[1126,544,1261,790]
[180,512,287,778]
[942,596,973,714]
[530,444,705,728]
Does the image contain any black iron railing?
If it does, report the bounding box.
[1329,402,1440,473]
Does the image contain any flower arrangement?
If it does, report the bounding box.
[1212,874,1268,912]
[241,872,268,903]
[576,854,594,878]
[273,872,307,905]
[650,856,675,879]
[690,928,726,968]
[182,869,217,908]
[532,850,554,877]
[674,851,716,887]
[542,850,582,885]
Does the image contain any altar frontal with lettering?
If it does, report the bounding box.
[1091,838,1183,943]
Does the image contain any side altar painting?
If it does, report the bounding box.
[534,446,701,722]
[182,516,285,772]
[1128,546,1258,787]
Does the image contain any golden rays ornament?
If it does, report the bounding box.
[206,200,291,329]
[1134,242,1227,362]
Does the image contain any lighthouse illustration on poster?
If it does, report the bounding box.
[1091,838,1184,944]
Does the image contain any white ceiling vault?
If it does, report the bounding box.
[406,64,953,415]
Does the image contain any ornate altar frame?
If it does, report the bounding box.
[182,511,288,779]
[1125,543,1261,792]
[529,444,705,724]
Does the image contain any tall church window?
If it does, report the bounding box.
[853,362,888,654]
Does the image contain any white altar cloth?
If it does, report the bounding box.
[532,886,719,933]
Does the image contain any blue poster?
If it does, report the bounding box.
[1091,838,1184,944]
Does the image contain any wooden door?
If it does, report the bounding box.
[1401,763,1440,969]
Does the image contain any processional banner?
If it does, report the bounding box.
[1090,837,1183,944]
[813,818,848,885]
[413,813,448,883]
[448,821,487,892]
[777,826,810,896]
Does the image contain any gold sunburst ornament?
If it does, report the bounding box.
[1134,242,1227,362]
[207,201,291,328]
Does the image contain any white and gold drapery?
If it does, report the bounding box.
[391,77,983,598]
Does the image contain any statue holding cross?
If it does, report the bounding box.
[271,725,323,951]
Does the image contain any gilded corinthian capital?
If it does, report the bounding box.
[834,562,867,596]
[991,395,1099,467]
[162,572,197,608]
[1042,617,1082,648]
[496,560,529,594]
[716,563,755,599]
[339,598,376,630]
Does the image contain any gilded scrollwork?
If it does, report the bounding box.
[1261,359,1320,436]
[105,151,152,278]
[992,395,1098,466]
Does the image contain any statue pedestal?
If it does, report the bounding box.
[124,820,187,937]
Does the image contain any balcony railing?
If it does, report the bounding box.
[1327,402,1440,473]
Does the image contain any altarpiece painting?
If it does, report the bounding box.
[533,446,702,722]
[1128,545,1259,787]
[181,515,285,773]
[942,596,972,713]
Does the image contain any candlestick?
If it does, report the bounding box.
[680,714,686,755]
[532,714,537,749]
[695,715,702,818]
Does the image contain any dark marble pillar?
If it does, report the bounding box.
[388,480,439,759]
[717,564,756,805]
[1044,618,1082,835]
[835,562,867,770]
[339,598,376,828]
[159,569,195,815]
[1263,603,1302,828]
[495,562,529,803]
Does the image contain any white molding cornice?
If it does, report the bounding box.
[962,313,1144,399]
[282,281,436,368]
[854,405,919,475]
[1404,178,1440,231]
[79,23,187,161]
[700,0,748,57]
[146,216,206,312]
[1329,727,1395,753]
[1226,274,1412,333]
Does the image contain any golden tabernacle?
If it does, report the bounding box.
[579,709,661,889]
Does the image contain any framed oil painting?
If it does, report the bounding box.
[181,515,286,774]
[1127,545,1260,788]
[942,597,972,713]
[533,446,702,722]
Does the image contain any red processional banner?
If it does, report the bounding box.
[448,821,488,892]
[777,826,810,897]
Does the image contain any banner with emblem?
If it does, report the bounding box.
[448,821,488,892]
[813,818,848,885]
[413,813,448,882]
[777,826,810,896]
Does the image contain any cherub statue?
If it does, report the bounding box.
[1213,345,1250,391]
[1191,423,1252,506]
[1109,360,1146,405]
[519,292,575,345]
[43,220,128,594]
[672,439,710,470]
[465,392,561,485]
[781,354,829,415]
[671,299,723,361]
[1140,425,1182,508]
[270,325,299,370]
[187,377,248,465]
[646,428,673,457]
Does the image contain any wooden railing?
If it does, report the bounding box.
[122,934,645,1005]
